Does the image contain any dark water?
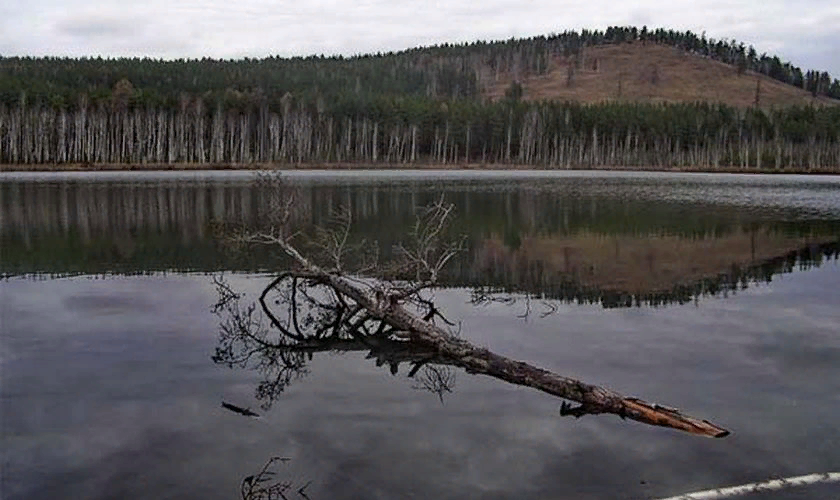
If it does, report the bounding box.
[2,170,840,499]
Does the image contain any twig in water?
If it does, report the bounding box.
[222,401,260,418]
[241,457,311,500]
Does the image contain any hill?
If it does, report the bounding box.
[1,26,839,107]
[486,41,840,108]
[1,26,839,171]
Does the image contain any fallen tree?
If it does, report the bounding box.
[214,187,730,438]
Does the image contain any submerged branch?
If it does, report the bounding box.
[241,456,311,500]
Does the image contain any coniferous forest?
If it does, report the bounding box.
[1,26,839,169]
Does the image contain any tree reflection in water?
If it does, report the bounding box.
[211,274,458,409]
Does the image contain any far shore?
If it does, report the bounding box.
[2,163,839,175]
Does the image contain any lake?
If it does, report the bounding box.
[2,170,839,499]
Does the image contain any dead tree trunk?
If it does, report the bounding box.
[228,195,729,438]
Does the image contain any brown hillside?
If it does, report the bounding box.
[475,231,835,296]
[485,42,840,108]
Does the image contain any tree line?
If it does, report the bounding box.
[2,96,838,168]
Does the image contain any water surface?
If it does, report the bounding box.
[2,170,839,499]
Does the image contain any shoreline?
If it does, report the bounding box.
[2,163,839,175]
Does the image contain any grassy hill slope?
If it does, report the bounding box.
[486,42,839,108]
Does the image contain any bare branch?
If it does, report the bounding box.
[387,196,465,285]
[308,206,354,273]
[412,365,456,403]
[240,456,310,500]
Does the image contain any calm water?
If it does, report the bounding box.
[2,170,840,499]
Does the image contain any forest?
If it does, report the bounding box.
[1,26,839,168]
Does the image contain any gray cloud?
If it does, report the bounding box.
[55,17,143,38]
[1,1,838,76]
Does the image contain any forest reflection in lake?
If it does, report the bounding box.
[2,171,839,306]
[2,170,840,500]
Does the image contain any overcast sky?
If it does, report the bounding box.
[2,0,838,76]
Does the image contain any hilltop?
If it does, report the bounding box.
[485,41,840,108]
